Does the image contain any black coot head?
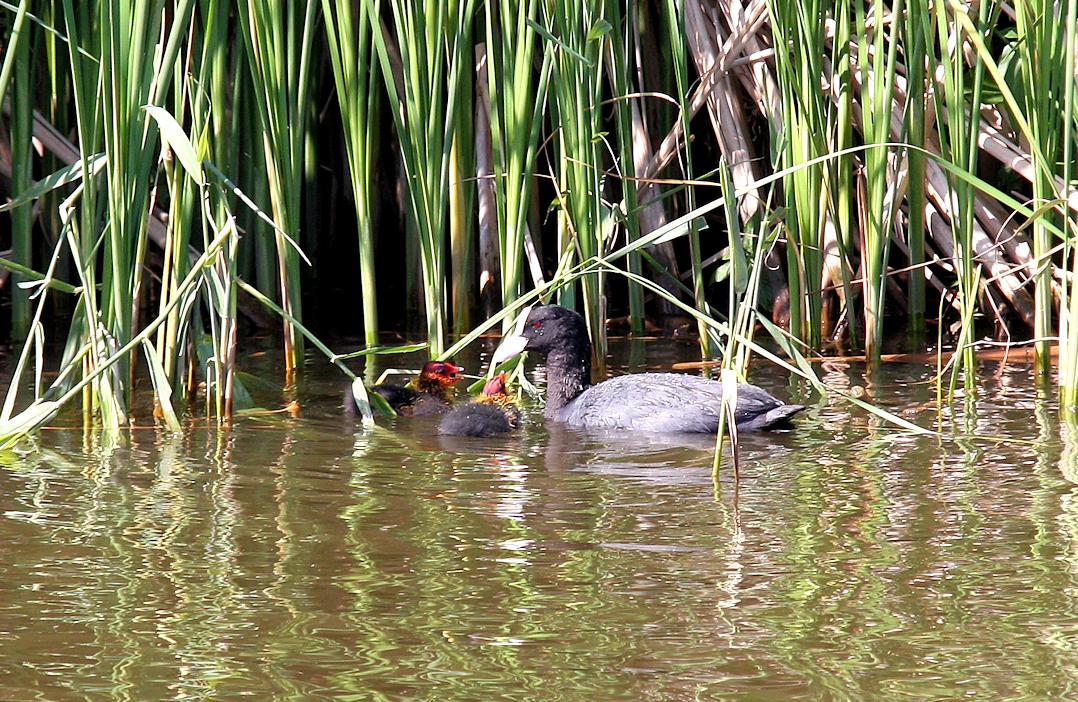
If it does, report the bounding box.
[518,305,588,354]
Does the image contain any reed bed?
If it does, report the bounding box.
[0,0,1075,447]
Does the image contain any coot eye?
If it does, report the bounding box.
[531,321,542,329]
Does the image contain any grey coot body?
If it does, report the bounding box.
[438,372,521,437]
[491,305,804,433]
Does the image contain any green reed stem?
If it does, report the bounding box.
[604,0,645,333]
[1045,0,1078,406]
[0,217,234,449]
[8,0,32,341]
[236,0,317,380]
[902,0,931,342]
[1013,0,1070,379]
[662,0,710,351]
[767,0,828,350]
[323,0,382,347]
[486,0,550,328]
[856,0,901,362]
[367,0,477,355]
[542,0,611,371]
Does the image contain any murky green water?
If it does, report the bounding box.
[4,340,1078,700]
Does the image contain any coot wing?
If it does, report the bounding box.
[555,374,720,432]
[556,373,801,433]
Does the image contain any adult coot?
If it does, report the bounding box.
[347,361,464,416]
[491,305,804,433]
[438,372,521,436]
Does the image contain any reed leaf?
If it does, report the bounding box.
[0,219,234,448]
[0,152,106,212]
[603,1,645,333]
[901,0,932,341]
[485,0,551,327]
[932,0,994,394]
[766,0,829,349]
[366,0,478,355]
[542,0,611,370]
[323,0,382,346]
[142,338,182,432]
[662,0,708,345]
[7,0,32,341]
[143,104,204,183]
[1,219,75,423]
[1060,0,1078,410]
[0,0,29,106]
[855,0,902,360]
[236,0,318,379]
[1005,0,1074,379]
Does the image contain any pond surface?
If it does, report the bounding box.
[3,338,1078,700]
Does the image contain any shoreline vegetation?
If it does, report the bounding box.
[0,0,1075,447]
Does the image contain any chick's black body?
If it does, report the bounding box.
[347,361,463,416]
[438,372,521,437]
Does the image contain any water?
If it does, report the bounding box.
[3,340,1078,700]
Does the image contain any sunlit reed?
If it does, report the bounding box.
[0,0,1077,447]
[323,0,382,347]
[235,1,318,381]
[367,0,478,356]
